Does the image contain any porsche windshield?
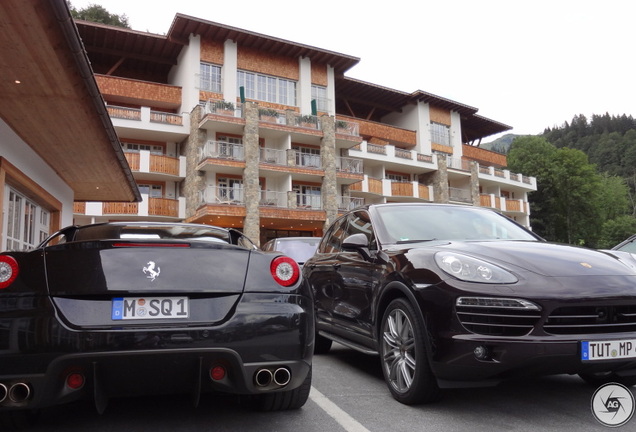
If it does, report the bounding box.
[374,205,539,244]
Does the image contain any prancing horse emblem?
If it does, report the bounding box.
[143,261,161,281]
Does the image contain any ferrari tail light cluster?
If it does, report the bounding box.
[270,256,300,287]
[0,255,19,289]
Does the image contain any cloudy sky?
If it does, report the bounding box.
[69,0,636,142]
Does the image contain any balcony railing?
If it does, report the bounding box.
[449,187,472,203]
[258,107,288,125]
[148,198,180,217]
[107,106,141,121]
[102,202,139,215]
[124,152,180,176]
[367,143,387,155]
[335,119,359,136]
[260,148,286,165]
[336,157,363,174]
[199,141,245,162]
[259,190,286,207]
[338,196,364,211]
[295,192,322,209]
[292,114,321,131]
[200,186,244,205]
[294,152,322,168]
[391,181,414,197]
[150,111,183,125]
[204,99,241,118]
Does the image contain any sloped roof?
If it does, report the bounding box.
[0,0,140,202]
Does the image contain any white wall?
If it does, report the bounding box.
[168,33,201,112]
[0,119,74,226]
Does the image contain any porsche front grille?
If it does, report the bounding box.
[456,306,541,336]
[545,305,636,335]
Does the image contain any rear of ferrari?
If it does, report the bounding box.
[0,223,314,426]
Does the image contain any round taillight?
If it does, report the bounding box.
[66,373,85,390]
[270,256,300,287]
[210,366,226,381]
[0,256,19,289]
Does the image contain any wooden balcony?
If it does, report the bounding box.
[391,181,413,197]
[124,152,181,176]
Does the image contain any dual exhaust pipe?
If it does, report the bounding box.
[0,382,31,404]
[254,367,291,388]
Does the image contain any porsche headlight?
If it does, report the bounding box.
[435,251,517,284]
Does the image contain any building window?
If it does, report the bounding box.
[311,85,328,112]
[218,177,244,202]
[200,63,222,93]
[386,173,410,182]
[431,122,450,146]
[292,145,321,168]
[237,70,296,106]
[293,184,321,209]
[122,142,163,154]
[4,186,49,251]
[138,184,162,198]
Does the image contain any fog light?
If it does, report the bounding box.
[66,373,85,390]
[210,366,226,381]
[474,345,490,360]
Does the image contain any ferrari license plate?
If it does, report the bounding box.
[111,297,189,320]
[581,339,636,361]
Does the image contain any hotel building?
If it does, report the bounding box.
[72,15,536,246]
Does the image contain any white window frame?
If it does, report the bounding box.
[237,70,296,106]
[3,186,49,251]
[200,63,222,93]
[431,122,451,146]
[311,85,328,112]
[138,184,163,198]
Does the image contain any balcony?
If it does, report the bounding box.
[480,194,530,215]
[449,187,472,204]
[74,196,185,220]
[102,198,181,217]
[478,165,537,190]
[200,186,245,206]
[106,105,189,141]
[124,151,185,178]
[338,196,364,211]
[199,141,245,162]
[96,75,181,108]
[336,156,363,174]
[349,141,437,172]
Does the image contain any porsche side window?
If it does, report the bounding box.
[345,211,376,251]
[319,217,347,253]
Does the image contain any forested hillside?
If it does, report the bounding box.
[502,114,636,248]
[543,114,636,188]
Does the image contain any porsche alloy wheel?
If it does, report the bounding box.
[380,298,440,404]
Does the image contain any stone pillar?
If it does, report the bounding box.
[242,102,261,244]
[470,161,481,206]
[432,155,449,203]
[321,115,338,228]
[183,105,207,221]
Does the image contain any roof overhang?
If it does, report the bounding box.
[168,14,361,74]
[0,0,140,202]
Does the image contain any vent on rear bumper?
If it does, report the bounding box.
[455,297,542,337]
[545,304,636,335]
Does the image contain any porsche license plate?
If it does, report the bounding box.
[111,297,189,320]
[581,339,636,361]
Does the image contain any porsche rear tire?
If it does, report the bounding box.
[314,333,333,354]
[380,298,440,405]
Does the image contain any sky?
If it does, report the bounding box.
[69,0,636,142]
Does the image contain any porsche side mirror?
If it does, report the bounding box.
[342,234,372,261]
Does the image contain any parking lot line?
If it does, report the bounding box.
[309,386,371,432]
